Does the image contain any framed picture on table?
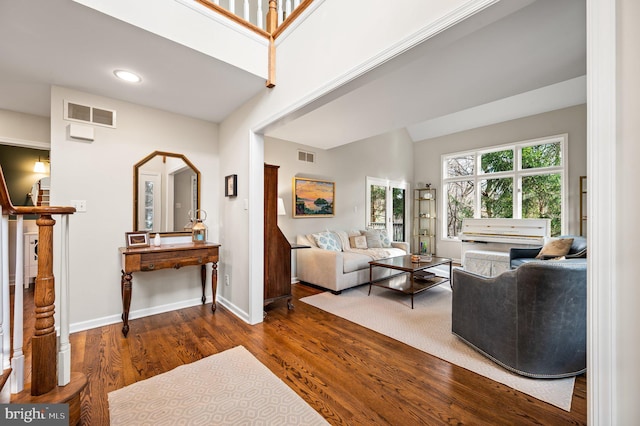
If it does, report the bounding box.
[125,232,150,248]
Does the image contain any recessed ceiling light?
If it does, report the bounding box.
[114,70,142,83]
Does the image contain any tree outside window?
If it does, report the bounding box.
[442,136,566,238]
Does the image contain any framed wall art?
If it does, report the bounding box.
[125,231,150,248]
[225,174,237,197]
[293,177,335,218]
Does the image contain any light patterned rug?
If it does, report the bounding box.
[301,283,576,411]
[108,346,328,425]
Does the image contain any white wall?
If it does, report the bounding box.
[412,104,587,260]
[73,0,268,78]
[615,0,640,421]
[265,128,414,276]
[49,86,219,330]
[0,109,50,145]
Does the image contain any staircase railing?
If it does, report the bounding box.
[0,166,86,424]
[199,0,305,32]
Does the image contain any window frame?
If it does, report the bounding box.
[441,134,568,240]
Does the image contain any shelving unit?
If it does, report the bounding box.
[413,187,436,255]
[580,176,587,236]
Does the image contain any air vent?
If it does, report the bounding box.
[64,101,116,128]
[298,149,315,163]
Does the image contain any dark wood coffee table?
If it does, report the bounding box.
[368,255,452,308]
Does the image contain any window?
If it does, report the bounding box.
[366,177,408,242]
[442,135,567,238]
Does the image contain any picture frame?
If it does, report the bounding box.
[293,177,335,218]
[125,231,150,248]
[225,174,237,197]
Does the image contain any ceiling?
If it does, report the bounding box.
[0,0,266,123]
[0,0,585,149]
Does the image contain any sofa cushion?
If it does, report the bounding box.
[343,251,374,273]
[342,247,407,273]
[361,229,383,248]
[536,237,574,259]
[349,235,368,249]
[312,231,341,251]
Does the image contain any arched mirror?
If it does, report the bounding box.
[133,151,200,235]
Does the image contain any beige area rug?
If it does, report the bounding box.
[108,346,328,425]
[301,284,575,411]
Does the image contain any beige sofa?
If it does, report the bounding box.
[296,230,409,293]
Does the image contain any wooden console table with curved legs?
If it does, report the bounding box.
[119,242,220,337]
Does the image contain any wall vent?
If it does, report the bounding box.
[297,149,315,163]
[64,100,116,128]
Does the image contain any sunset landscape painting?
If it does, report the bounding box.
[293,177,335,218]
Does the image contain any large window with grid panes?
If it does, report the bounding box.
[442,134,567,239]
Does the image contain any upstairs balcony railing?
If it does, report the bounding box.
[196,0,311,35]
[194,0,314,86]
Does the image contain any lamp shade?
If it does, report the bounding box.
[34,161,46,173]
[277,197,286,216]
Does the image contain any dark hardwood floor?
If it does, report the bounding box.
[15,283,586,425]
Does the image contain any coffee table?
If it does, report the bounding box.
[368,255,452,308]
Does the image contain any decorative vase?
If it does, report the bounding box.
[153,233,161,247]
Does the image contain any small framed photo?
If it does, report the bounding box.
[225,174,237,197]
[125,232,150,248]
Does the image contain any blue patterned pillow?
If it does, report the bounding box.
[312,232,341,251]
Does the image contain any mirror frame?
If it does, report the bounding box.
[133,150,201,236]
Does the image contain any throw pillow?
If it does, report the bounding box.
[332,230,351,250]
[536,237,574,259]
[372,229,392,248]
[312,231,341,252]
[349,235,368,249]
[361,229,383,248]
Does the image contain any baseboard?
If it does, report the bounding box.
[216,296,251,324]
[69,296,212,334]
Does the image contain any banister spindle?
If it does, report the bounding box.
[57,215,71,386]
[285,0,292,19]
[0,213,9,372]
[243,0,249,21]
[257,0,264,29]
[277,0,283,25]
[229,0,235,14]
[11,216,25,393]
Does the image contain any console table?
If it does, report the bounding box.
[119,242,220,337]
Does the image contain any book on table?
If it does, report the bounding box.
[414,270,435,281]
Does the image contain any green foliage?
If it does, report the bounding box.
[446,142,563,237]
[481,150,513,173]
[481,178,513,218]
[522,142,561,169]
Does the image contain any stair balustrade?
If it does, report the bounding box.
[196,0,308,34]
[0,166,86,425]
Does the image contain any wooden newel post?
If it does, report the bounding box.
[266,0,278,33]
[31,214,57,396]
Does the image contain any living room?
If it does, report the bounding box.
[0,0,638,423]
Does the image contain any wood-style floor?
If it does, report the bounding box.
[16,283,586,425]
